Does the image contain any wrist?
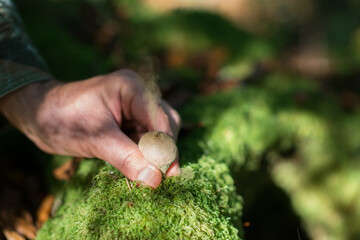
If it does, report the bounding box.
[0,79,60,127]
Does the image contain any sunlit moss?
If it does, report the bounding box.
[37,156,242,240]
[38,74,360,240]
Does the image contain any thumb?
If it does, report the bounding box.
[92,130,162,188]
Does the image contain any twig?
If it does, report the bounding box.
[125,177,132,191]
[214,186,225,194]
[297,227,301,240]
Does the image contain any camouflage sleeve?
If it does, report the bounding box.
[0,0,52,98]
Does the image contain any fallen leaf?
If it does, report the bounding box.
[53,157,83,181]
[36,195,55,228]
[14,211,36,239]
[3,229,25,240]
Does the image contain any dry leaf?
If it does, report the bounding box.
[36,195,55,228]
[53,157,83,181]
[3,229,25,240]
[14,211,36,239]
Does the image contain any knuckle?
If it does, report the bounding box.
[102,70,145,97]
[117,69,138,78]
[113,69,140,82]
[117,71,143,90]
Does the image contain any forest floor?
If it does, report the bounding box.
[1,0,360,239]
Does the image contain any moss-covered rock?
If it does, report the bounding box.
[37,156,242,240]
[38,73,360,240]
[180,74,360,239]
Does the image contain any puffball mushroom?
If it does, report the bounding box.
[138,131,178,175]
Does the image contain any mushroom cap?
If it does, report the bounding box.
[138,131,178,174]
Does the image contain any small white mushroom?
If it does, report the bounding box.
[138,131,178,174]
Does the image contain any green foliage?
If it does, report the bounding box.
[16,0,113,81]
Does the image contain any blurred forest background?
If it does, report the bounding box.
[1,0,360,239]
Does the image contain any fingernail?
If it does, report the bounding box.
[166,165,180,178]
[137,167,160,188]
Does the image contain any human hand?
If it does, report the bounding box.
[0,70,181,188]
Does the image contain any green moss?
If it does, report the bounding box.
[179,73,360,239]
[37,157,242,240]
[38,73,360,239]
